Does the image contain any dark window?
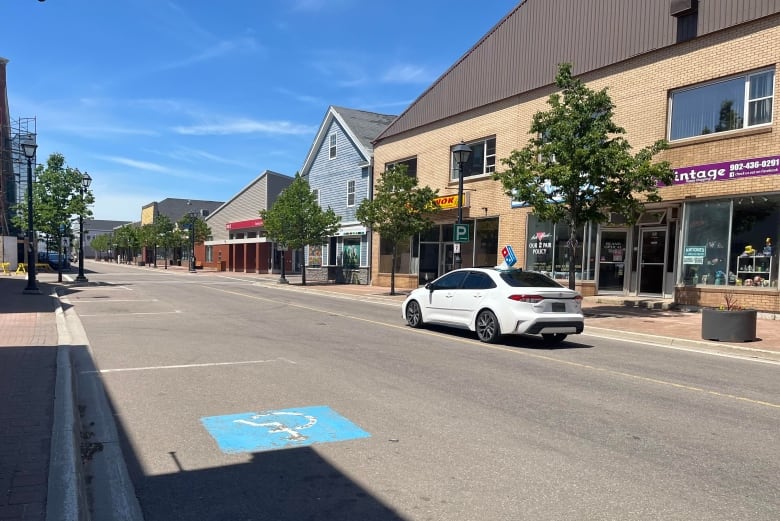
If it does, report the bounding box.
[463,272,496,290]
[386,157,417,178]
[499,270,564,288]
[433,271,468,290]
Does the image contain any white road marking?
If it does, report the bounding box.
[82,357,295,374]
[78,310,183,317]
[72,299,159,303]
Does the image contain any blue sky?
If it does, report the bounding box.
[3,0,518,221]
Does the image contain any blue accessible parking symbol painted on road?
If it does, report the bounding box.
[201,406,371,454]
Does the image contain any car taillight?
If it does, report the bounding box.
[574,295,583,301]
[508,294,545,303]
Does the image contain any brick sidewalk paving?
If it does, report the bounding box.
[0,277,59,521]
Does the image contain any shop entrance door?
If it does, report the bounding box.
[440,243,454,276]
[597,229,628,292]
[639,227,667,295]
[418,243,439,284]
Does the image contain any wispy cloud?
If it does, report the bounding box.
[159,37,263,71]
[99,156,171,173]
[173,119,316,136]
[381,64,437,84]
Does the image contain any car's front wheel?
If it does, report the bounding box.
[476,310,500,343]
[542,333,567,346]
[405,300,424,328]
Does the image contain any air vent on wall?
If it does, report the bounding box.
[670,0,697,17]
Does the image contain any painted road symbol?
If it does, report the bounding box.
[201,405,370,454]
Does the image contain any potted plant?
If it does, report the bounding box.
[701,291,757,342]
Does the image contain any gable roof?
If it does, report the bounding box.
[143,198,224,221]
[375,0,780,142]
[300,106,396,176]
[206,170,292,220]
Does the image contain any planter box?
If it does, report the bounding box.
[701,308,757,342]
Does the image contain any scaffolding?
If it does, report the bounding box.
[0,116,37,236]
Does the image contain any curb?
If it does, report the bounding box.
[48,294,89,521]
[583,326,780,362]
[51,288,145,521]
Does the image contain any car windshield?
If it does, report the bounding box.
[498,270,564,288]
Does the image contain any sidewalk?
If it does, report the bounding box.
[1,264,778,521]
[0,275,59,521]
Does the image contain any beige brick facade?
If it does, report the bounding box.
[372,15,780,311]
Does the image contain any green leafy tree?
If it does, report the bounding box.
[493,62,673,289]
[260,173,340,285]
[12,153,94,281]
[356,164,440,295]
[176,214,212,266]
[89,234,111,260]
[114,224,139,263]
[155,215,175,266]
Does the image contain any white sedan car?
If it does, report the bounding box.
[401,267,584,344]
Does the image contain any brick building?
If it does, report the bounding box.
[371,0,780,312]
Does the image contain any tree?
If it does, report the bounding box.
[12,153,94,281]
[113,224,139,263]
[356,164,440,295]
[155,215,175,266]
[493,62,674,289]
[176,214,212,267]
[90,234,111,260]
[260,173,340,285]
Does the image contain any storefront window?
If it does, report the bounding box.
[525,215,591,280]
[474,218,499,267]
[681,197,780,287]
[379,237,412,274]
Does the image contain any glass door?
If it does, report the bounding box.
[597,229,628,292]
[440,243,454,276]
[639,227,667,295]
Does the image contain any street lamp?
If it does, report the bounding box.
[188,211,196,273]
[21,140,39,294]
[278,244,288,284]
[75,171,92,282]
[452,142,472,269]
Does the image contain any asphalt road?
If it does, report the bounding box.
[61,264,780,521]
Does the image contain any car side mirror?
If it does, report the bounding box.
[425,282,434,291]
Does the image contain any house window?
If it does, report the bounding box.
[312,188,320,206]
[346,180,356,206]
[329,133,337,159]
[386,157,417,178]
[669,69,775,141]
[451,137,496,181]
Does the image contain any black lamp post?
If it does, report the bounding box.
[188,211,196,273]
[75,171,92,282]
[452,142,472,269]
[21,141,39,294]
[278,244,288,284]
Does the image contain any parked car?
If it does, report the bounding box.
[401,267,584,345]
[44,251,71,270]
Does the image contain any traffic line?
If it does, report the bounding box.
[78,310,183,317]
[204,285,780,410]
[82,357,296,374]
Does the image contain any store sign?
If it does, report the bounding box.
[226,218,263,231]
[683,246,706,264]
[659,154,780,186]
[433,194,466,209]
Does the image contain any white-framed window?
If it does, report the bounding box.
[450,137,496,181]
[347,180,356,206]
[669,69,775,141]
[329,133,337,159]
[312,188,320,206]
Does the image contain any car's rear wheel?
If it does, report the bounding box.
[405,300,424,328]
[476,310,500,343]
[542,333,567,346]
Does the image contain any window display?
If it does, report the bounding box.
[681,196,780,287]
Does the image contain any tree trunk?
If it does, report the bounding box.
[301,264,307,286]
[390,243,397,296]
[568,225,577,290]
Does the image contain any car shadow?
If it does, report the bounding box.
[420,324,593,350]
